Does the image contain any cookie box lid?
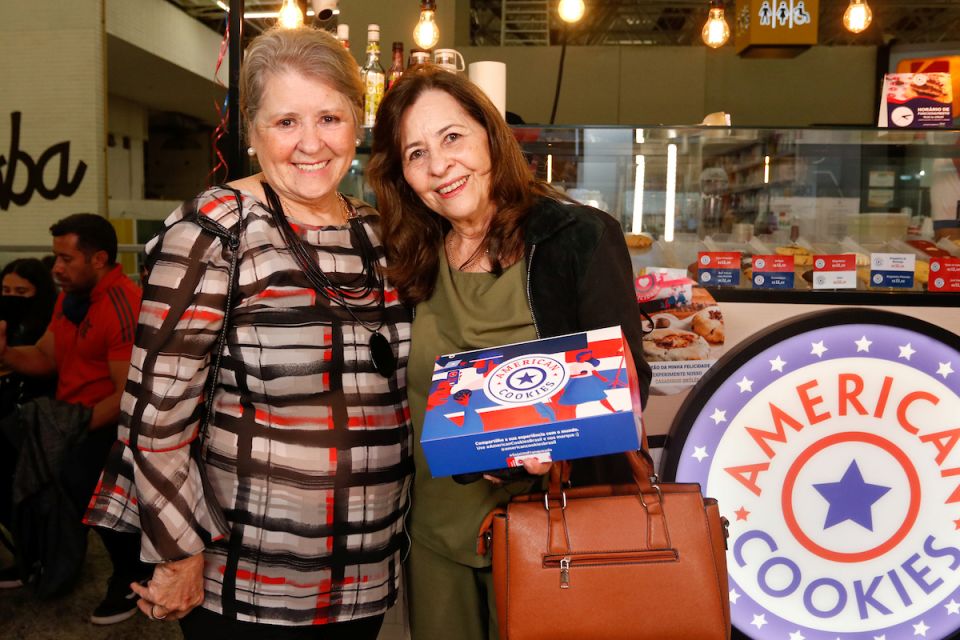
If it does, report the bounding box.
[420,326,644,477]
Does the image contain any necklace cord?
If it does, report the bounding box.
[261,182,385,332]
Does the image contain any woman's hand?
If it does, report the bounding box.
[521,458,553,476]
[131,553,205,622]
[482,458,553,484]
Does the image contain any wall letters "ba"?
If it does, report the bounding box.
[0,111,87,211]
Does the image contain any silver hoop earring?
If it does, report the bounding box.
[247,147,256,157]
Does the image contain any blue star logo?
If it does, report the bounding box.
[813,460,890,531]
[515,371,537,386]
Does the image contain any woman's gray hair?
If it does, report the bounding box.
[240,26,363,140]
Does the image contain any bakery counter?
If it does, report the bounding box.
[640,301,960,442]
[706,288,960,305]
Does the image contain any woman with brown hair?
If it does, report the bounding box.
[368,65,651,640]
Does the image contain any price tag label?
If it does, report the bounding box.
[812,254,857,290]
[928,257,960,292]
[697,251,741,287]
[870,253,915,288]
[751,255,795,289]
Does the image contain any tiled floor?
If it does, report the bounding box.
[0,533,410,639]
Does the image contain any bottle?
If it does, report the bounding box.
[408,47,430,68]
[387,42,404,91]
[336,23,350,50]
[361,24,385,128]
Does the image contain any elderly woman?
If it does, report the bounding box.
[367,66,652,640]
[86,27,412,639]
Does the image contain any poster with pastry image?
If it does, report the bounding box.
[637,269,726,395]
[878,72,953,128]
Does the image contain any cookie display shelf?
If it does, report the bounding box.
[509,124,960,304]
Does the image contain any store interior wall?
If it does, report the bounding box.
[0,0,106,252]
[0,0,906,256]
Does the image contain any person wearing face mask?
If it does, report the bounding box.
[0,216,151,616]
[0,258,58,415]
[367,66,652,640]
[0,258,57,587]
[84,26,412,639]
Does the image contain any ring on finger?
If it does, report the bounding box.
[151,604,168,621]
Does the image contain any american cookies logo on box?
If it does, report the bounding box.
[483,355,569,406]
[668,312,960,639]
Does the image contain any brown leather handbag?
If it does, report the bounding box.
[479,450,731,640]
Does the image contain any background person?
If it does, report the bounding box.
[0,257,58,588]
[0,258,58,415]
[85,26,413,640]
[368,65,651,640]
[0,215,150,623]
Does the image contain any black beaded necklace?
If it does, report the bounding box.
[262,181,397,378]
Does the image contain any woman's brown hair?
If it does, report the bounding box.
[368,65,559,305]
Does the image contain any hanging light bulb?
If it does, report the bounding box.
[557,0,585,24]
[843,0,873,34]
[701,0,730,48]
[413,0,440,50]
[278,0,304,29]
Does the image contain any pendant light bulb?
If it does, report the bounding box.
[413,0,440,50]
[843,0,872,34]
[558,0,585,24]
[278,0,304,29]
[701,1,730,48]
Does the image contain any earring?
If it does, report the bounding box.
[247,147,256,156]
[355,137,362,147]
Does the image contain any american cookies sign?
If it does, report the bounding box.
[663,309,960,639]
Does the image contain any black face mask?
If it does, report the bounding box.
[61,292,91,326]
[0,295,27,333]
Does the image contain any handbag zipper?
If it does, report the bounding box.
[544,549,679,588]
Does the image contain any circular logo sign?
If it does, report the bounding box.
[756,258,767,270]
[664,310,960,639]
[483,354,569,406]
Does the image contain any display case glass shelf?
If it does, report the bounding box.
[507,125,960,300]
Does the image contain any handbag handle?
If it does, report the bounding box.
[547,449,658,496]
[547,449,669,553]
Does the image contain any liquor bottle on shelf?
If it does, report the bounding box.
[336,24,349,50]
[361,24,385,128]
[387,42,404,91]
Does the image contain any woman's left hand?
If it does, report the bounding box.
[482,458,553,484]
[521,458,553,476]
[131,554,205,622]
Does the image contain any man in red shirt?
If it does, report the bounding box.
[0,213,149,624]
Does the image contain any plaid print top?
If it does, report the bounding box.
[85,187,414,625]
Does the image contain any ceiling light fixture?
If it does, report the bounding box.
[413,0,440,50]
[277,0,304,28]
[843,0,873,34]
[557,0,585,24]
[702,0,730,48]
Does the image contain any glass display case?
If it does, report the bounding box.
[508,125,960,302]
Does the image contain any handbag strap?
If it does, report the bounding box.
[546,448,669,552]
[195,186,245,455]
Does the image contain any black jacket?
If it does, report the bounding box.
[522,197,653,485]
[4,398,91,597]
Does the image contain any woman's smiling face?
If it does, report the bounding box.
[249,69,357,210]
[399,89,495,229]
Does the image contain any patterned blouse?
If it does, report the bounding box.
[86,186,413,626]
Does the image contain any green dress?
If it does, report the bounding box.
[407,248,538,567]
